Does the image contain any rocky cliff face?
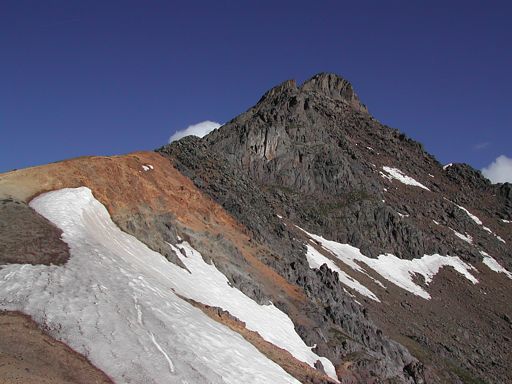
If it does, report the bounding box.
[158,73,512,383]
[161,73,511,265]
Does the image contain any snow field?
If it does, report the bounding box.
[0,187,317,384]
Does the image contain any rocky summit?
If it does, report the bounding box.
[1,73,511,384]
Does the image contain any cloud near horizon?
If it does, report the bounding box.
[169,120,221,143]
[481,155,512,183]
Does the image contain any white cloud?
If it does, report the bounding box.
[481,155,512,183]
[169,120,221,143]
[474,141,490,151]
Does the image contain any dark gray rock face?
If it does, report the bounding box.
[497,182,512,218]
[194,73,507,263]
[157,73,511,383]
[300,73,369,114]
[200,72,434,259]
[114,209,184,267]
[0,198,69,265]
[444,163,491,191]
[159,138,423,383]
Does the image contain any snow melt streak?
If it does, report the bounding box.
[480,251,512,279]
[0,187,302,384]
[453,203,506,244]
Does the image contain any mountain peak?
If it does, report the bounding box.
[258,73,368,114]
[258,79,298,103]
[301,72,368,114]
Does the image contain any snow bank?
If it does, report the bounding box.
[480,251,512,279]
[0,187,304,384]
[306,245,380,302]
[301,227,478,300]
[381,166,430,191]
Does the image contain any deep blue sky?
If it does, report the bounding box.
[1,1,511,173]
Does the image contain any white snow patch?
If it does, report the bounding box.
[366,146,374,151]
[450,229,473,244]
[452,203,506,244]
[303,230,386,288]
[381,166,430,191]
[364,254,478,300]
[0,187,306,384]
[306,245,380,302]
[480,251,512,279]
[443,163,453,170]
[300,227,478,300]
[454,203,483,225]
[396,212,409,218]
[276,214,283,219]
[502,219,512,223]
[433,220,440,225]
[429,174,435,178]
